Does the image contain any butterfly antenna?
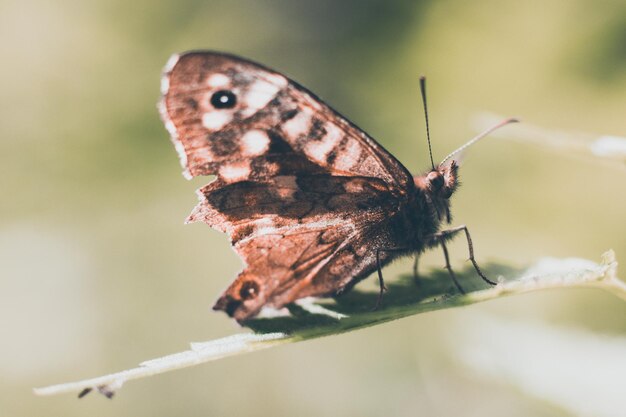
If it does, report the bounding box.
[439,117,520,166]
[419,76,435,171]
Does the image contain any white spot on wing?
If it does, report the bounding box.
[219,161,251,182]
[241,130,270,156]
[242,80,280,115]
[207,73,230,88]
[303,122,343,164]
[237,74,286,118]
[282,111,311,138]
[202,111,232,130]
[332,138,361,171]
[265,73,288,88]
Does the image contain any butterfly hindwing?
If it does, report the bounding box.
[197,175,403,320]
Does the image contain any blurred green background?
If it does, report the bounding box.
[2,0,625,415]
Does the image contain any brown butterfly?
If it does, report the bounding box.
[159,51,517,322]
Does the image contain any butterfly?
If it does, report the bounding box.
[159,51,517,322]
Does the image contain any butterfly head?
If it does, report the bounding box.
[413,116,519,223]
[414,77,518,223]
[414,160,459,223]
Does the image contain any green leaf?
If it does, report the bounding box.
[33,251,624,398]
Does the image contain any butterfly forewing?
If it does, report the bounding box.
[160,52,413,188]
[160,51,418,321]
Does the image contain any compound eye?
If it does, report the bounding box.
[427,171,444,191]
[210,90,237,109]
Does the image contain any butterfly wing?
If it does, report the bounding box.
[191,175,405,321]
[160,51,413,188]
[160,51,415,321]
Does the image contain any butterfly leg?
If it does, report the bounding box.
[438,238,465,294]
[373,247,408,311]
[428,225,496,289]
[457,225,496,286]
